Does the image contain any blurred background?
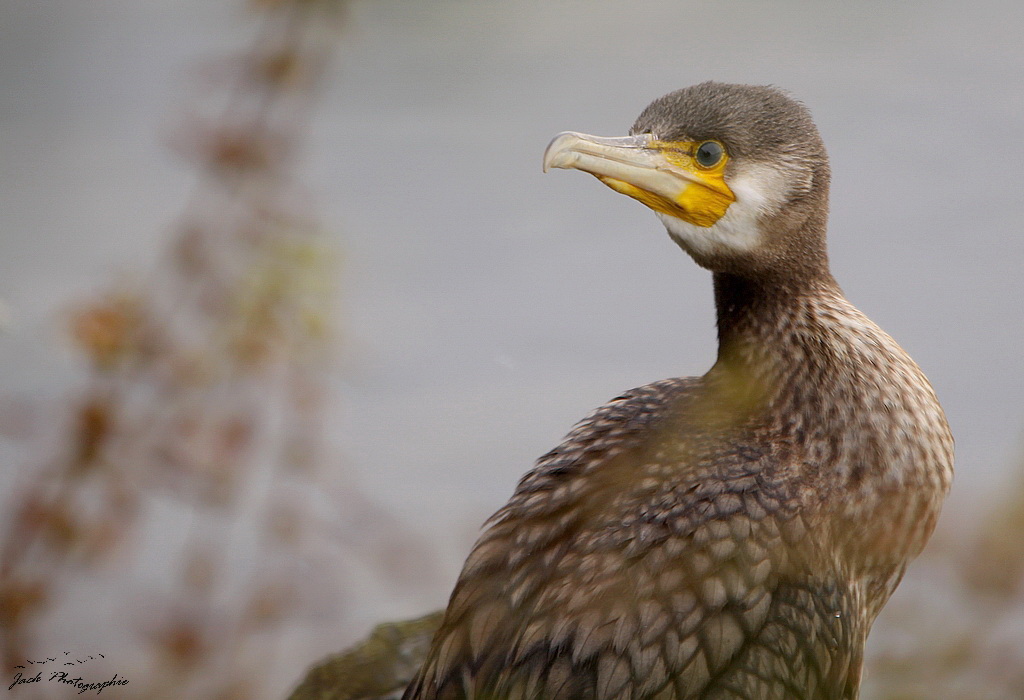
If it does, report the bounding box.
[2,0,1024,698]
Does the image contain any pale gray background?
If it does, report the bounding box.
[2,0,1022,684]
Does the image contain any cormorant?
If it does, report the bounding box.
[403,82,954,700]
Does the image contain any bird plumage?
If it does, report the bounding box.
[403,83,953,700]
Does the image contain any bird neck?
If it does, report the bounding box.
[708,269,847,414]
[712,269,838,362]
[708,195,834,350]
[707,266,946,481]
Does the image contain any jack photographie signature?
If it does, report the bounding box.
[8,651,129,695]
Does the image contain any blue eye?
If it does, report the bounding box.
[695,141,724,168]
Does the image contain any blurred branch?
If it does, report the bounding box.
[0,2,429,699]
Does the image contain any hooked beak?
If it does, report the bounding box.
[543,131,734,228]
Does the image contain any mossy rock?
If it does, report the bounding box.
[287,611,442,700]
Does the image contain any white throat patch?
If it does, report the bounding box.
[659,162,791,258]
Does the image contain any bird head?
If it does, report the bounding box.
[543,82,831,277]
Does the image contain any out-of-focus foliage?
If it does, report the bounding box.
[0,1,426,698]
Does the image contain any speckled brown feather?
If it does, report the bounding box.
[403,83,953,700]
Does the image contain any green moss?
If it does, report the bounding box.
[287,611,442,700]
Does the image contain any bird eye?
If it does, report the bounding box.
[694,141,724,168]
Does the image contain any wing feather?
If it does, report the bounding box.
[403,378,866,699]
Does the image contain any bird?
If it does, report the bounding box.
[402,82,954,700]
